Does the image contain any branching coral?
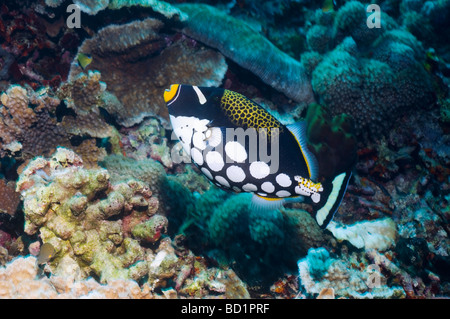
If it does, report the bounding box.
[69,17,227,127]
[177,3,314,105]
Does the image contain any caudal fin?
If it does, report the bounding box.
[313,171,352,229]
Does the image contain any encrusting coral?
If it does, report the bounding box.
[0,255,152,298]
[327,218,397,251]
[0,254,248,298]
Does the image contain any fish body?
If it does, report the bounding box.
[323,0,342,12]
[77,53,93,70]
[164,85,352,228]
[37,242,55,265]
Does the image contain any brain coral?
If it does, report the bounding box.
[70,17,227,127]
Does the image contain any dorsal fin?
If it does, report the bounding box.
[286,122,319,180]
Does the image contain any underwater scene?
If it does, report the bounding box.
[0,0,449,301]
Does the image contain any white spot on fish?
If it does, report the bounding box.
[215,175,230,188]
[206,127,222,147]
[311,192,320,203]
[193,131,207,150]
[276,190,291,197]
[225,141,247,163]
[249,161,270,179]
[226,165,246,183]
[276,173,292,187]
[205,151,224,172]
[257,192,267,197]
[242,183,258,192]
[201,167,213,180]
[191,147,204,165]
[261,181,275,193]
[193,86,207,104]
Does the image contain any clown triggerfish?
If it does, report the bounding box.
[164,84,353,228]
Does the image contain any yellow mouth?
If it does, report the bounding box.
[164,84,180,103]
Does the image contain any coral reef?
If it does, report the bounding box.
[118,118,174,168]
[0,83,109,166]
[0,0,448,300]
[69,17,227,127]
[0,48,14,81]
[177,3,315,105]
[99,155,167,199]
[175,187,330,287]
[0,2,78,89]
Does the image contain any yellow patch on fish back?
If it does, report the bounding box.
[221,90,283,137]
[295,176,323,192]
